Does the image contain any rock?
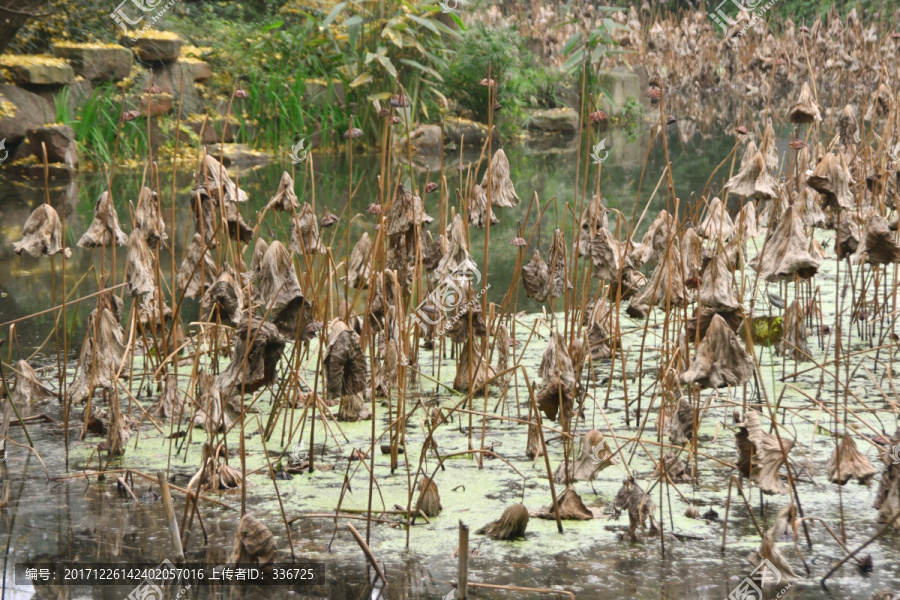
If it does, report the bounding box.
[405,124,443,153]
[12,124,78,168]
[51,43,132,82]
[597,69,644,116]
[140,93,174,116]
[0,55,74,86]
[6,163,76,180]
[523,108,579,135]
[188,116,238,144]
[443,117,500,147]
[132,58,210,116]
[177,58,212,82]
[304,79,344,107]
[205,143,270,168]
[132,33,182,63]
[63,78,94,115]
[0,84,54,144]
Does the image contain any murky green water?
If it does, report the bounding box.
[0,128,898,599]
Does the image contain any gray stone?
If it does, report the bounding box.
[0,84,55,144]
[443,117,500,147]
[12,124,78,168]
[52,43,132,82]
[523,108,579,135]
[305,79,345,107]
[133,35,182,63]
[132,59,211,117]
[205,144,270,169]
[405,125,444,153]
[62,78,94,116]
[597,69,644,116]
[140,93,174,116]
[0,56,74,86]
[188,117,238,144]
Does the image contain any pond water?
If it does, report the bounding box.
[0,126,898,600]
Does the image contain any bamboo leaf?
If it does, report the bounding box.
[349,72,373,88]
[322,2,347,28]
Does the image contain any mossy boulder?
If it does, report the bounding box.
[443,117,500,147]
[12,124,78,168]
[523,108,579,135]
[51,43,132,82]
[132,32,182,63]
[0,55,74,86]
[0,84,54,144]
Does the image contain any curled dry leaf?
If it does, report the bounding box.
[482,149,519,208]
[10,359,56,406]
[135,186,167,247]
[78,191,128,248]
[265,171,299,213]
[750,205,820,282]
[14,204,71,258]
[681,313,754,389]
[828,432,878,485]
[125,229,156,298]
[535,487,595,520]
[231,514,277,567]
[177,233,218,300]
[201,263,245,327]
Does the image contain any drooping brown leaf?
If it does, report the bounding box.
[125,229,156,298]
[10,359,56,406]
[231,514,276,567]
[324,319,367,399]
[346,232,372,289]
[482,148,519,208]
[699,197,735,241]
[807,152,855,212]
[681,313,753,389]
[724,151,779,200]
[777,300,810,360]
[788,81,822,123]
[828,432,878,485]
[78,191,128,248]
[216,317,286,396]
[522,249,550,302]
[467,183,498,227]
[14,204,71,258]
[134,186,167,247]
[265,171,299,213]
[856,214,900,265]
[149,374,183,419]
[177,233,218,300]
[750,205,820,282]
[290,202,325,255]
[250,240,312,336]
[744,410,794,495]
[201,263,245,327]
[535,487,595,520]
